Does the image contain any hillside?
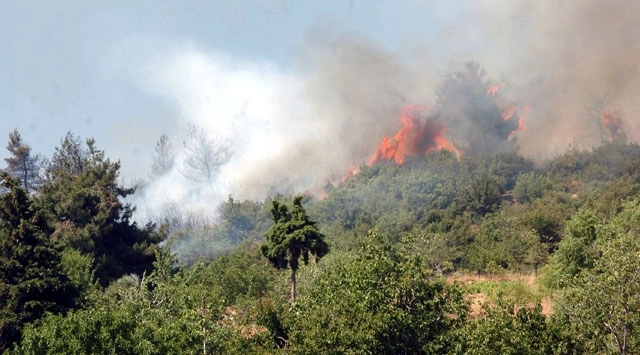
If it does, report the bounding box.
[3,62,640,352]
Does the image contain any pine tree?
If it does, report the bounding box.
[4,129,41,192]
[38,133,164,285]
[261,195,329,302]
[436,61,519,155]
[0,172,76,352]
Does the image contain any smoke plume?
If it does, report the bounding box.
[131,0,640,222]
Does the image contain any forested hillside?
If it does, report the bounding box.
[3,63,640,353]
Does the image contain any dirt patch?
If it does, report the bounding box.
[467,293,486,318]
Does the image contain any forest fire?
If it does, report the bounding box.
[502,104,529,135]
[368,105,461,166]
[486,82,506,95]
[602,109,624,140]
[515,106,529,133]
[494,83,528,136]
[341,164,359,183]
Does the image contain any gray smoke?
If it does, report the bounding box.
[130,0,640,222]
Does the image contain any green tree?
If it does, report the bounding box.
[549,200,640,353]
[555,234,640,354]
[261,195,329,302]
[38,133,163,285]
[0,172,76,352]
[15,245,277,354]
[288,231,467,353]
[543,209,599,289]
[459,171,504,216]
[452,296,579,355]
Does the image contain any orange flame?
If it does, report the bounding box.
[487,82,506,95]
[340,163,360,184]
[501,104,517,121]
[368,105,461,166]
[514,105,530,133]
[501,104,528,135]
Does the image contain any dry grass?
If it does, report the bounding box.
[448,272,553,318]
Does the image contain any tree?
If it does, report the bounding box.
[287,231,468,353]
[4,129,41,192]
[582,93,626,145]
[435,61,519,155]
[38,133,164,285]
[548,200,640,353]
[151,133,175,176]
[15,245,277,354]
[555,233,640,354]
[181,124,231,185]
[0,172,76,352]
[452,296,579,355]
[44,132,86,176]
[261,195,329,302]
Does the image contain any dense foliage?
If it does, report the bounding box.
[0,173,76,350]
[261,195,329,302]
[5,132,640,354]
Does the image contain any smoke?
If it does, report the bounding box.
[129,0,640,222]
[131,35,437,221]
[449,0,640,156]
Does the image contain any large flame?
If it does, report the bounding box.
[494,83,528,136]
[502,104,529,135]
[368,105,460,166]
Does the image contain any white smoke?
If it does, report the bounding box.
[128,0,640,223]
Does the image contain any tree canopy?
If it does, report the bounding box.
[37,133,163,285]
[0,172,76,351]
[4,129,41,192]
[261,195,329,302]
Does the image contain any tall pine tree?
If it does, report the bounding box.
[0,172,76,352]
[261,196,329,302]
[38,133,164,285]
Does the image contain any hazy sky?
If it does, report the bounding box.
[0,1,460,178]
[3,1,639,213]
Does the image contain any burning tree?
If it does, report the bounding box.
[366,62,520,169]
[583,94,626,145]
[435,61,519,155]
[368,105,461,166]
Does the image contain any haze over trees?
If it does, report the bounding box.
[436,61,519,155]
[4,62,640,353]
[180,123,231,185]
[151,133,175,176]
